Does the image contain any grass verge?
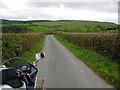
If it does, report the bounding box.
[20,36,45,63]
[54,35,119,90]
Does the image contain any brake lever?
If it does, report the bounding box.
[23,75,29,85]
[27,73,35,82]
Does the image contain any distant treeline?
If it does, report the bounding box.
[1,19,54,24]
[2,25,31,33]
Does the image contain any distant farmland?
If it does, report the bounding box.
[2,19,118,33]
[32,20,118,33]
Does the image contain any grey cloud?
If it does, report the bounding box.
[1,8,54,20]
[28,2,118,13]
[0,1,8,9]
[63,2,118,13]
[28,2,60,8]
[2,13,29,20]
[0,0,118,23]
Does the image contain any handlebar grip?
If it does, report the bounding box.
[2,69,18,84]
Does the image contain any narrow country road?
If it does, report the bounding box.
[36,35,114,88]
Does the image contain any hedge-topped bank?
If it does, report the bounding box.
[55,35,119,90]
[57,32,119,62]
[2,33,44,62]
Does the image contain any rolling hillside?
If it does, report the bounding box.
[1,19,118,33]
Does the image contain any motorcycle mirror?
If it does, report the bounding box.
[35,51,45,60]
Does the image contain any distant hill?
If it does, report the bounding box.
[32,20,118,32]
[1,19,118,33]
[0,19,12,24]
[0,19,54,24]
[0,19,22,24]
[1,19,117,24]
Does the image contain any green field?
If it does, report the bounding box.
[33,20,118,33]
[29,25,54,32]
[2,20,118,33]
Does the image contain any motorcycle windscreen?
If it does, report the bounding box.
[3,57,28,69]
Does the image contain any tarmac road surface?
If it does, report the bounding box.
[36,35,114,88]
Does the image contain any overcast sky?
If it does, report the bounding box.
[0,0,119,23]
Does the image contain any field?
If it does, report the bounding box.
[2,23,54,33]
[2,20,118,33]
[33,20,118,33]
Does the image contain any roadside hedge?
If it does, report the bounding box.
[57,32,119,62]
[2,33,44,62]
